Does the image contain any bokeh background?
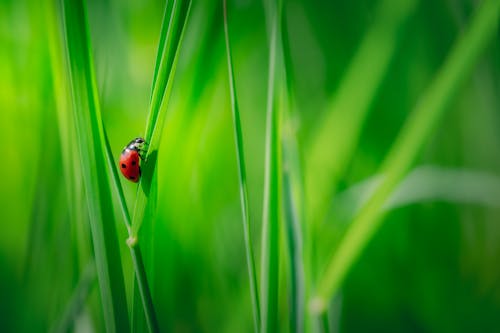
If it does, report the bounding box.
[1,0,500,332]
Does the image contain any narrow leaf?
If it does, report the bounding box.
[131,0,192,237]
[128,1,193,332]
[305,0,418,224]
[223,0,261,331]
[260,2,282,331]
[313,0,500,314]
[50,261,96,333]
[281,5,306,333]
[330,166,500,222]
[61,0,130,330]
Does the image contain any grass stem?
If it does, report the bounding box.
[223,0,261,331]
[260,4,282,331]
[312,0,500,313]
[61,0,130,330]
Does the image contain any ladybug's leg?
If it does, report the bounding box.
[138,140,149,161]
[138,149,147,161]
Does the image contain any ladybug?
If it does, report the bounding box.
[119,137,147,183]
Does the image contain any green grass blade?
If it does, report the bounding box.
[280,6,306,332]
[282,130,305,333]
[106,126,160,332]
[103,128,131,230]
[131,276,147,332]
[105,126,160,332]
[223,1,260,331]
[130,0,192,237]
[47,0,91,270]
[260,3,282,331]
[305,0,418,224]
[145,0,192,145]
[45,0,75,221]
[46,0,91,300]
[312,0,500,314]
[127,1,192,331]
[129,246,159,333]
[330,166,500,222]
[150,0,175,100]
[50,260,96,333]
[61,0,130,331]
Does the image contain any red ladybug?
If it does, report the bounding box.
[119,137,147,183]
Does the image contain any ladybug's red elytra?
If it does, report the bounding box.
[119,137,147,183]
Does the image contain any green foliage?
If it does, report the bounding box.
[61,0,130,331]
[259,8,282,333]
[1,0,500,332]
[131,0,192,237]
[223,0,260,330]
[314,0,500,311]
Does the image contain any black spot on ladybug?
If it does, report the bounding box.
[121,163,126,168]
[129,176,135,180]
[131,161,136,166]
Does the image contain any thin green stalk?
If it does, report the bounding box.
[62,4,159,331]
[47,0,92,274]
[131,276,148,332]
[329,166,500,223]
[127,4,193,327]
[126,1,192,331]
[150,0,175,100]
[305,0,418,225]
[281,9,305,333]
[130,0,192,237]
[223,0,260,331]
[282,144,305,333]
[312,0,500,314]
[61,0,130,331]
[303,0,417,326]
[46,0,74,221]
[145,0,188,144]
[104,125,160,332]
[260,3,282,331]
[103,129,131,230]
[129,245,159,332]
[50,261,96,333]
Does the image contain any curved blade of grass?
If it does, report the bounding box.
[45,0,75,222]
[105,127,160,333]
[143,0,192,146]
[103,129,131,229]
[330,166,500,223]
[50,260,96,333]
[61,0,130,331]
[47,0,92,275]
[280,5,306,333]
[282,125,305,333]
[127,1,192,331]
[130,0,192,237]
[305,0,418,225]
[129,244,158,332]
[303,0,417,324]
[223,1,260,331]
[312,0,500,314]
[150,0,175,100]
[260,1,283,331]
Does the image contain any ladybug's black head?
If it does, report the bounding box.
[125,137,147,160]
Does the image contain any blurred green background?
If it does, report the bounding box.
[1,0,500,332]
